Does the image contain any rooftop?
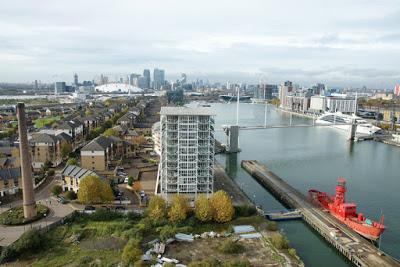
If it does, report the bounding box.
[160,107,216,116]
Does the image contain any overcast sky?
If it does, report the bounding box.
[0,0,399,88]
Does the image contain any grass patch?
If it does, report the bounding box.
[34,116,60,129]
[0,204,48,225]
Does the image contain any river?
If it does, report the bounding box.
[195,102,400,267]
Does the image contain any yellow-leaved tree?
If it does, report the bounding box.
[77,175,114,204]
[195,194,213,222]
[168,195,189,223]
[210,190,235,223]
[147,195,166,221]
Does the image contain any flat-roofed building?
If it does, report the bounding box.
[158,107,215,200]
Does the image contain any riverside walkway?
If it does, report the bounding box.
[242,160,400,267]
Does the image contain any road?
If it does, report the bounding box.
[0,172,75,246]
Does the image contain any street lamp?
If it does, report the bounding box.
[44,213,47,228]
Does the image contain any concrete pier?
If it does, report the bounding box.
[242,160,399,267]
[16,103,37,219]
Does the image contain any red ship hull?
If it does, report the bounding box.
[309,178,385,240]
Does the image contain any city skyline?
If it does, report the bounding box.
[0,0,400,88]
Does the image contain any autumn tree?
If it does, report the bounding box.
[147,195,166,221]
[132,181,142,192]
[195,194,213,222]
[210,190,235,223]
[61,143,72,158]
[168,195,189,223]
[121,239,142,266]
[77,175,114,204]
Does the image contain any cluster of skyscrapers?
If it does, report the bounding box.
[128,68,165,90]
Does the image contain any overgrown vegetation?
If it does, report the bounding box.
[270,233,289,249]
[218,239,245,254]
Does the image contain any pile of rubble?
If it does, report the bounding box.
[145,226,261,266]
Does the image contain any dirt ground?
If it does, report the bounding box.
[164,237,287,267]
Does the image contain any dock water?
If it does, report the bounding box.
[241,160,400,267]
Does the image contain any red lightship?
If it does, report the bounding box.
[309,178,385,240]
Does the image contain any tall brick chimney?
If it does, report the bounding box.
[16,103,37,219]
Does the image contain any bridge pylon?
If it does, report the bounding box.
[222,125,241,153]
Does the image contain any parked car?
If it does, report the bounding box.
[115,206,126,211]
[118,171,128,177]
[124,177,130,184]
[84,205,96,211]
[56,196,67,204]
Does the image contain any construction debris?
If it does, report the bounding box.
[175,233,194,242]
[233,225,256,234]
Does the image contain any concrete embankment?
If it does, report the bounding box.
[214,162,252,206]
[242,160,400,267]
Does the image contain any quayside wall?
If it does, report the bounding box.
[241,160,400,267]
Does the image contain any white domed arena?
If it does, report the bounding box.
[95,83,143,93]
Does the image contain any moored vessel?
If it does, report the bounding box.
[309,178,385,240]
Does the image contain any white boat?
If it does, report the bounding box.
[316,112,382,137]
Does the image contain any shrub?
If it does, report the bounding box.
[235,205,256,217]
[51,185,62,196]
[266,221,278,231]
[79,255,93,265]
[158,225,177,242]
[0,229,44,263]
[195,194,213,222]
[218,239,245,254]
[288,248,297,258]
[67,158,78,166]
[271,233,289,249]
[47,169,55,176]
[210,190,234,223]
[133,260,144,267]
[164,263,175,267]
[65,190,77,200]
[89,209,124,221]
[121,239,142,266]
[223,260,251,267]
[128,176,134,186]
[188,259,220,267]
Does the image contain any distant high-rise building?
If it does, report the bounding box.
[180,73,187,84]
[279,81,293,108]
[312,83,325,95]
[129,73,141,86]
[143,69,151,89]
[394,85,400,96]
[34,80,38,91]
[255,84,277,100]
[158,107,215,199]
[54,82,66,94]
[153,68,165,90]
[137,76,148,89]
[74,73,79,86]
